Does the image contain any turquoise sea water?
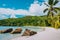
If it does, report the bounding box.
[0,26,42,40]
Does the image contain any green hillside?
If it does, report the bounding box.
[0,16,50,27]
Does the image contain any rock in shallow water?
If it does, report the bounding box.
[30,31,37,36]
[11,28,22,34]
[0,28,13,33]
[22,29,37,36]
[22,29,31,36]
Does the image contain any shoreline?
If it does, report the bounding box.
[11,27,60,40]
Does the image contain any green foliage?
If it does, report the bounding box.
[48,0,54,5]
[0,16,50,26]
[0,15,60,28]
[44,0,60,17]
[43,0,60,28]
[53,0,59,5]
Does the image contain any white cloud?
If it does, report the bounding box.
[29,1,47,16]
[0,8,16,19]
[10,13,17,18]
[0,8,15,15]
[15,9,29,15]
[0,14,8,19]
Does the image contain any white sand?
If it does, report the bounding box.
[11,36,30,40]
[11,27,60,40]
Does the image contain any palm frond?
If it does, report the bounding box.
[48,0,54,5]
[53,9,58,13]
[54,0,59,5]
[44,3,49,7]
[54,7,60,10]
[47,11,54,17]
[43,8,48,13]
[47,11,50,16]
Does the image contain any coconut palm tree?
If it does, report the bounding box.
[43,0,60,28]
[43,0,60,17]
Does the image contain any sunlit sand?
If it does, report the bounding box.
[11,27,60,40]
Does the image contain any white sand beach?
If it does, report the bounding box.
[11,27,60,40]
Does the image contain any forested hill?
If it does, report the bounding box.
[0,16,50,26]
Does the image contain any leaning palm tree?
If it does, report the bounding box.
[43,0,60,28]
[44,0,60,17]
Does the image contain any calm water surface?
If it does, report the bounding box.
[0,26,43,40]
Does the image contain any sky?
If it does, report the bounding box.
[0,0,60,19]
[0,0,45,9]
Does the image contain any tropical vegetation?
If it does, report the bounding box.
[0,16,48,26]
[44,0,60,28]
